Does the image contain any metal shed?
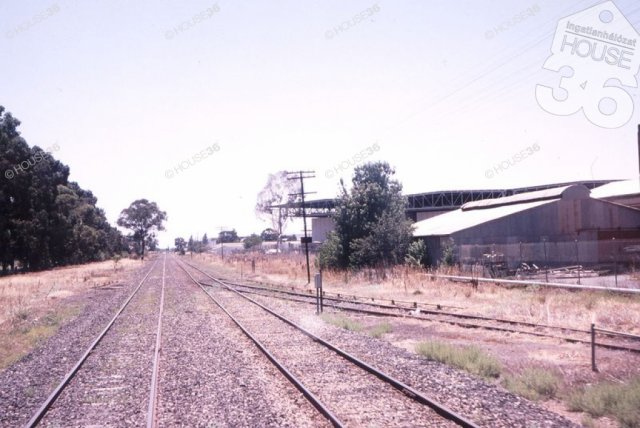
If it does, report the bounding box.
[413,185,640,268]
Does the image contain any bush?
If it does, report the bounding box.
[405,240,428,267]
[317,232,342,270]
[243,234,262,250]
[321,162,414,269]
[569,378,640,427]
[440,238,458,266]
[502,368,561,401]
[416,341,501,379]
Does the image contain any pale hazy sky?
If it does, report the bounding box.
[2,0,639,247]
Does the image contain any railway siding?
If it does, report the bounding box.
[189,260,581,428]
[243,290,580,428]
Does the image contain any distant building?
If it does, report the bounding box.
[413,185,640,268]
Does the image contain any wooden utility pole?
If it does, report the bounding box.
[287,170,316,284]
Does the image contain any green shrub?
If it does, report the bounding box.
[370,322,393,338]
[502,368,561,401]
[317,232,342,270]
[415,341,501,379]
[569,377,640,427]
[440,238,458,266]
[243,234,262,250]
[405,240,428,267]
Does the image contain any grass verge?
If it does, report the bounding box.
[569,377,640,428]
[415,340,501,379]
[0,305,82,370]
[321,313,363,332]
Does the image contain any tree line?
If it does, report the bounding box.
[0,107,155,273]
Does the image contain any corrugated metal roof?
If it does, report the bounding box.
[413,199,557,237]
[591,179,640,199]
[461,185,575,210]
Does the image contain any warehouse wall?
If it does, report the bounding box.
[439,198,640,267]
[312,217,336,242]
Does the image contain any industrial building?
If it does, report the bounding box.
[413,184,640,268]
[283,180,614,242]
[279,178,640,269]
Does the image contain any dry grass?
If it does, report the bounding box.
[0,258,140,325]
[0,257,142,370]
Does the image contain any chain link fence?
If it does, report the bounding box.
[453,238,640,279]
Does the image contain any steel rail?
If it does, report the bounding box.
[594,327,640,341]
[214,280,588,335]
[433,274,640,295]
[219,280,452,313]
[25,259,159,428]
[202,281,640,354]
[183,260,479,428]
[147,253,167,428]
[175,259,345,428]
[221,277,463,310]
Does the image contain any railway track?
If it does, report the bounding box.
[26,254,167,427]
[179,259,478,428]
[197,272,640,355]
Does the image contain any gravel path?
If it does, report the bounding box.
[191,262,580,428]
[0,259,156,427]
[158,257,328,427]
